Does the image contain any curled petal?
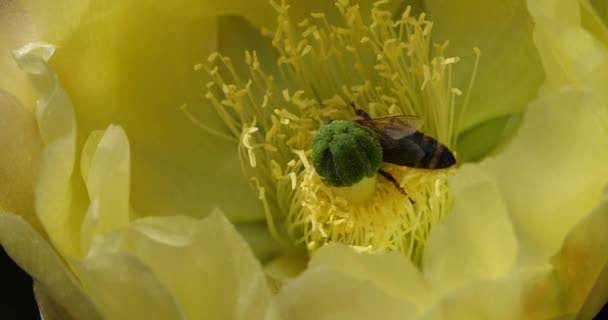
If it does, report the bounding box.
[80,126,131,253]
[13,42,82,257]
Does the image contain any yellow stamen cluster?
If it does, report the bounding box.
[193,0,478,264]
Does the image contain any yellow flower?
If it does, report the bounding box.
[1,0,607,319]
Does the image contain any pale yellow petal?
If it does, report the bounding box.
[34,281,77,320]
[425,0,544,131]
[495,87,608,258]
[310,244,431,310]
[424,164,518,293]
[264,251,308,286]
[287,0,387,26]
[235,221,284,263]
[552,194,608,318]
[531,4,608,98]
[80,126,131,253]
[518,267,565,319]
[88,212,271,320]
[456,113,522,162]
[0,213,102,320]
[421,274,525,320]
[147,0,275,29]
[0,0,37,111]
[38,1,262,222]
[20,0,271,42]
[217,15,280,82]
[76,254,186,320]
[12,42,83,257]
[581,0,608,47]
[266,266,418,320]
[527,0,580,24]
[590,0,608,26]
[0,90,43,232]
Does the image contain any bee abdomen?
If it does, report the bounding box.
[410,132,456,169]
[382,131,456,169]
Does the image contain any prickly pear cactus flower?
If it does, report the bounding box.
[1,0,608,319]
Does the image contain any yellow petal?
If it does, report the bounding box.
[267,266,418,320]
[41,1,263,222]
[80,126,131,253]
[87,212,271,320]
[425,0,544,131]
[216,0,411,89]
[527,0,580,24]
[235,221,284,263]
[0,1,37,111]
[456,114,522,162]
[422,273,526,320]
[531,4,608,98]
[0,213,102,320]
[518,267,565,319]
[264,250,308,286]
[34,281,78,320]
[76,254,186,320]
[590,0,608,26]
[0,90,43,232]
[495,87,608,258]
[552,193,608,318]
[310,244,431,310]
[146,0,275,28]
[13,42,83,257]
[424,164,518,293]
[581,0,608,47]
[20,0,272,43]
[217,15,280,82]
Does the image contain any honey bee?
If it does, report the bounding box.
[351,103,456,194]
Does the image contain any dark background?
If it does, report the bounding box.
[1,246,39,319]
[0,246,606,319]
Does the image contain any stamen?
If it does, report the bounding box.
[192,0,479,265]
[456,47,482,144]
[179,104,237,143]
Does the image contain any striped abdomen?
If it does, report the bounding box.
[381,131,456,169]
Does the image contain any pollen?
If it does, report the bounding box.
[291,152,452,262]
[193,0,479,265]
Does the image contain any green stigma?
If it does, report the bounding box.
[312,120,382,187]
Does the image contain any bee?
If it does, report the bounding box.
[351,103,456,195]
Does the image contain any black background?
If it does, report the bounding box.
[1,246,39,319]
[0,246,606,319]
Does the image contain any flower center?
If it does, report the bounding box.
[189,0,479,265]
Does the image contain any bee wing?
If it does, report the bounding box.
[356,115,423,144]
[355,115,455,168]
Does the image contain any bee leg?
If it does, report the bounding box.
[378,169,415,203]
[350,102,372,120]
